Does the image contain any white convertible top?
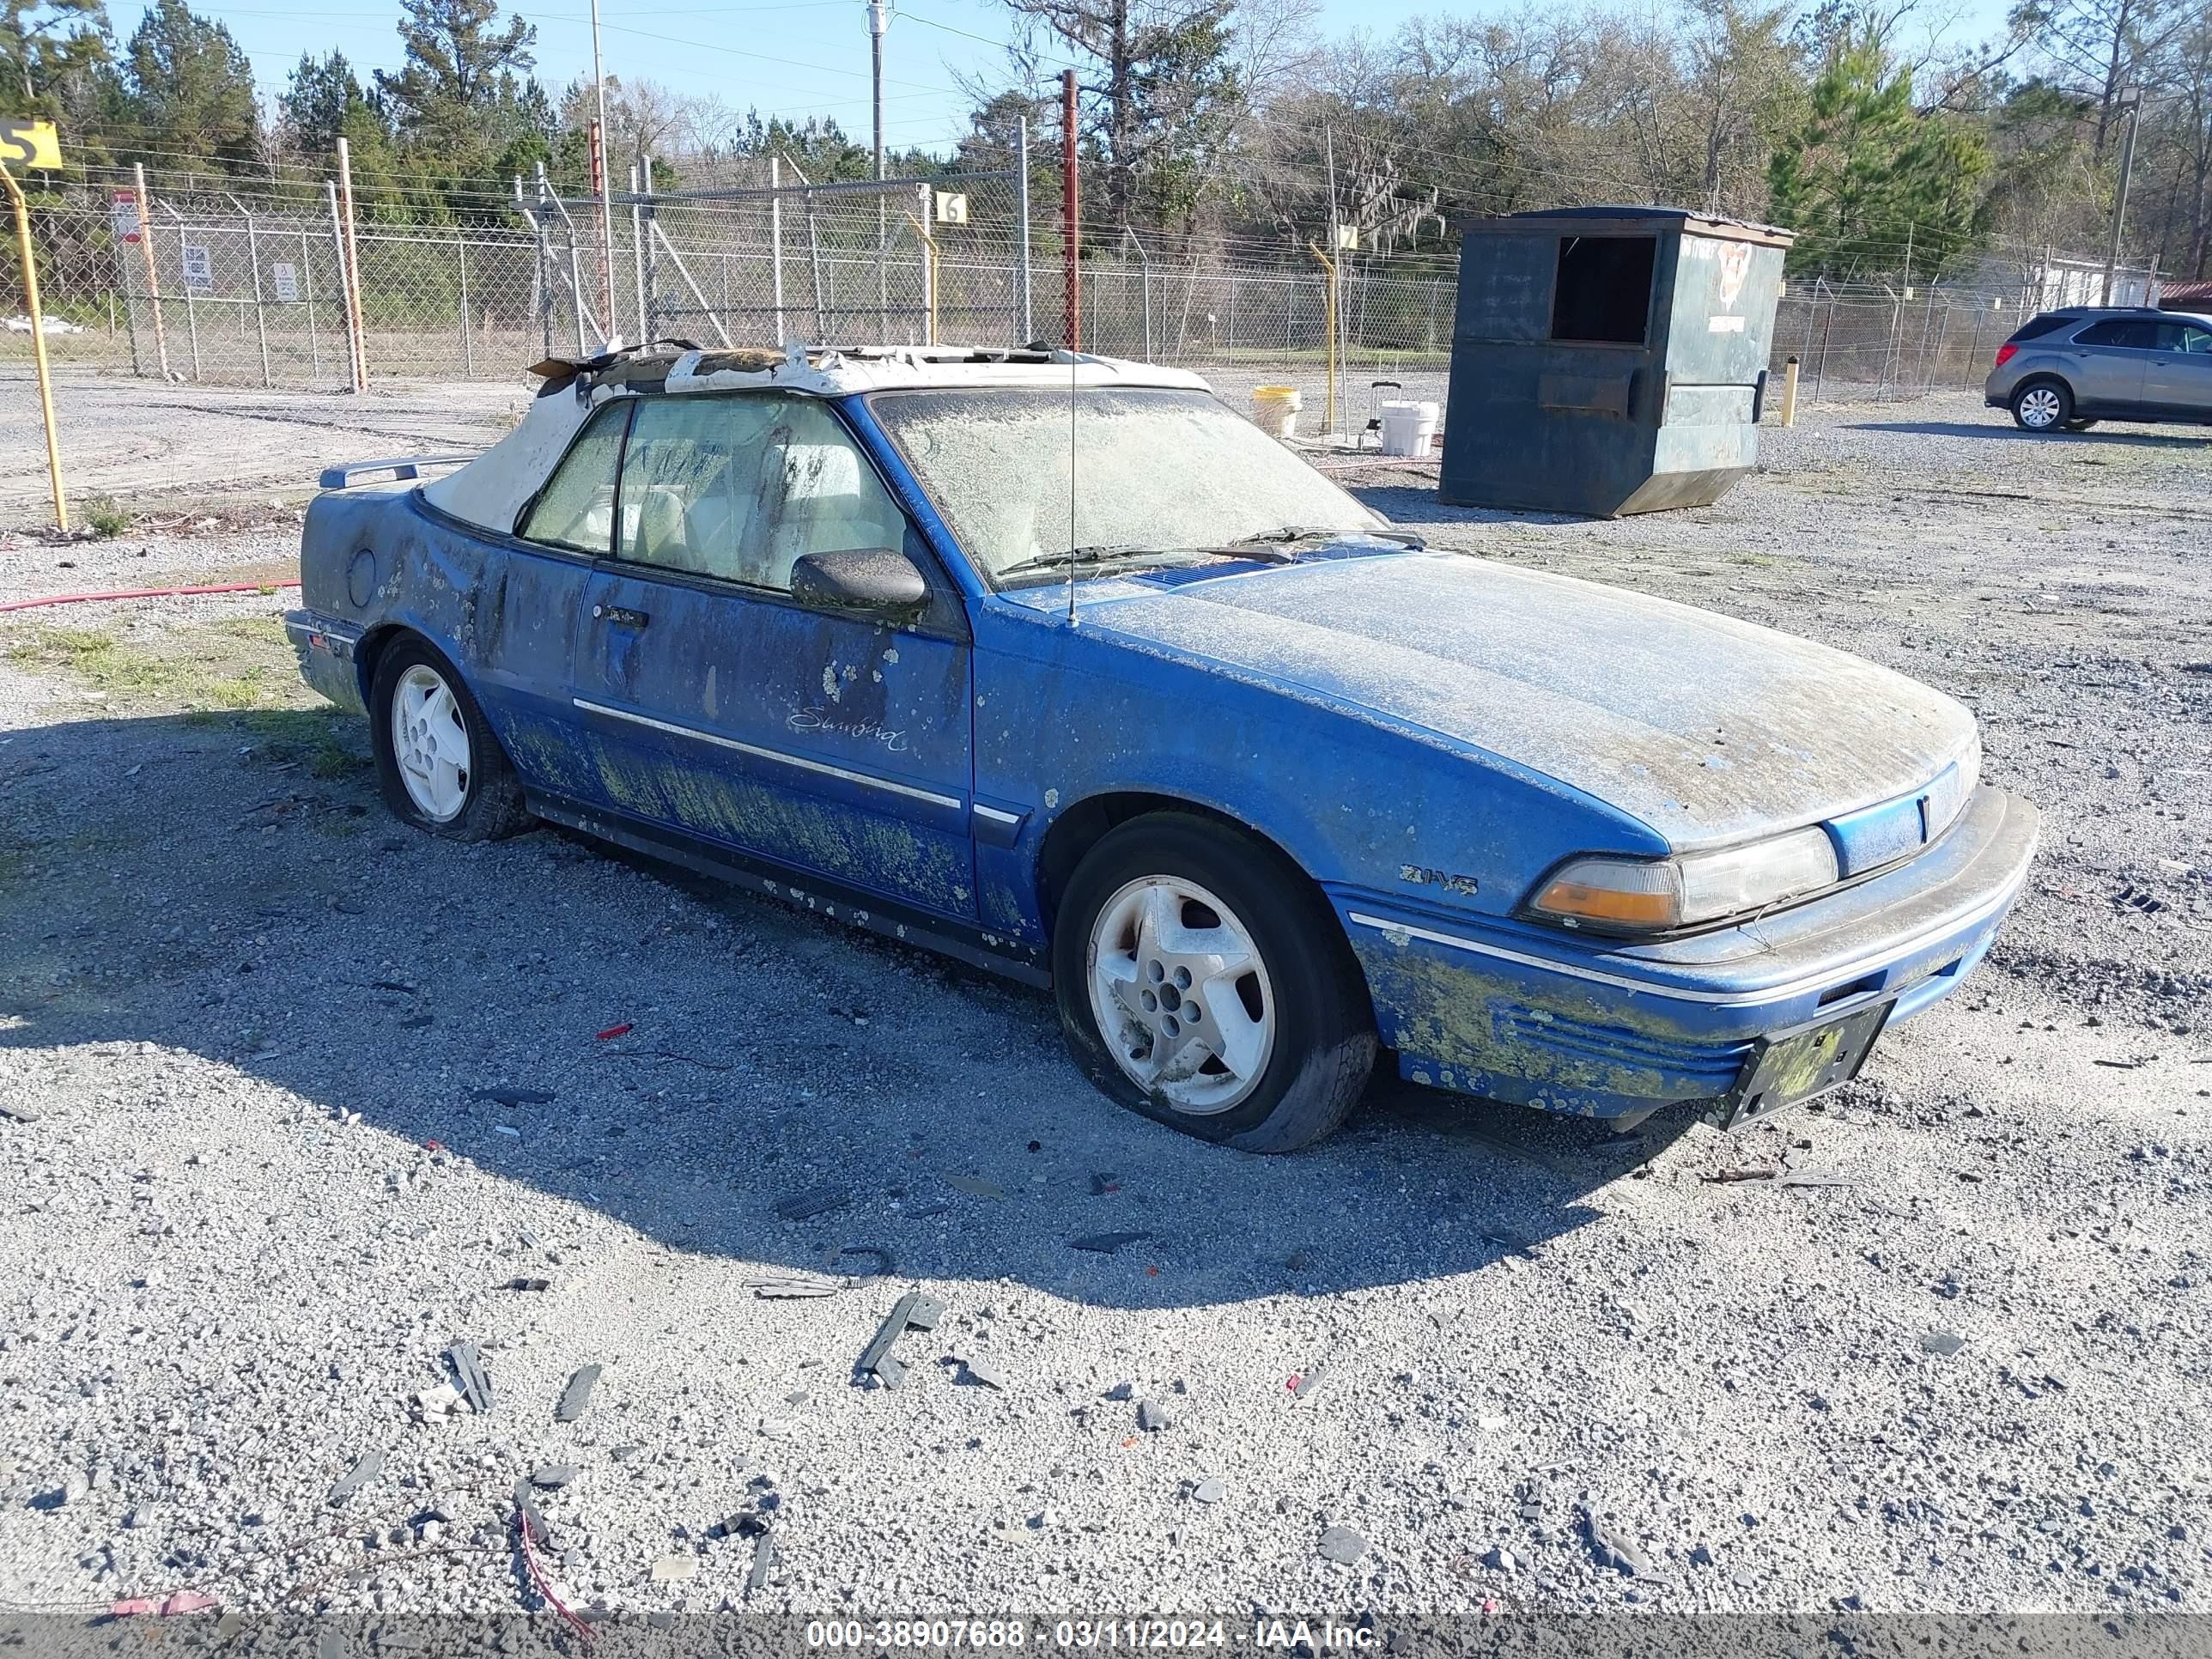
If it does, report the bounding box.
[422,343,1211,536]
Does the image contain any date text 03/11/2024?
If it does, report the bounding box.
[803,1621,1378,1650]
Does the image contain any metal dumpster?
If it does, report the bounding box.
[1438,207,1795,517]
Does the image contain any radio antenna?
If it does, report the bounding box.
[1066,347,1078,627]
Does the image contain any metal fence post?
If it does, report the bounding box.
[1814,278,1834,402]
[1016,117,1033,344]
[457,232,474,374]
[641,155,658,342]
[770,156,787,343]
[917,183,933,345]
[173,224,203,381]
[629,161,646,345]
[243,207,270,387]
[301,229,320,381]
[520,172,550,360]
[800,194,823,343]
[112,220,141,376]
[1912,289,1936,394]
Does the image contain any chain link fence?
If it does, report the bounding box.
[1,161,2114,425]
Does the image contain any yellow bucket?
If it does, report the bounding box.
[1251,384,1303,439]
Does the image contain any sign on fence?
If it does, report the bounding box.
[933,191,969,226]
[0,117,62,169]
[111,189,140,243]
[270,262,299,303]
[180,242,214,294]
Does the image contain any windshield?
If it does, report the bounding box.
[866,386,1382,587]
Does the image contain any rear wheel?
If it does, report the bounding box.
[2011,380,2072,432]
[369,639,530,841]
[1052,812,1376,1152]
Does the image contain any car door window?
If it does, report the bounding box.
[613,394,907,592]
[615,395,782,580]
[2153,321,2212,354]
[2074,319,2155,349]
[516,402,632,552]
[753,399,908,591]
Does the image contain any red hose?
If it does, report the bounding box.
[0,579,301,615]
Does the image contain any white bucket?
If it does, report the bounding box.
[1378,399,1440,457]
[1252,385,1303,440]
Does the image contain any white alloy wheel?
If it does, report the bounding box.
[1086,875,1277,1114]
[2017,386,2063,429]
[392,663,472,822]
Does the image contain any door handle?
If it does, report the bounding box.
[592,604,651,629]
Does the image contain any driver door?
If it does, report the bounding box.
[2143,318,2212,416]
[568,392,978,919]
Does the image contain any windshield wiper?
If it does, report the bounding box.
[1224,524,1348,546]
[1218,524,1425,552]
[994,544,1165,580]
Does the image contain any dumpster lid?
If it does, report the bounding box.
[1462,205,1794,249]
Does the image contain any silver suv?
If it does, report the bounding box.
[1984,307,2212,432]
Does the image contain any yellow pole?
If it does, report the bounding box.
[1307,240,1338,439]
[1779,356,1801,427]
[2,161,67,532]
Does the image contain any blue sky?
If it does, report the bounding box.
[198,0,2019,158]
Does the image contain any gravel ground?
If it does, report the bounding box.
[0,369,529,526]
[0,391,2206,1631]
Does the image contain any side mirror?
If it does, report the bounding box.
[789,547,929,623]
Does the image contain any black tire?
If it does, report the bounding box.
[2063,417,2099,431]
[368,636,531,842]
[1051,811,1376,1153]
[2010,379,2074,432]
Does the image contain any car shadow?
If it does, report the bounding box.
[1849,419,2212,448]
[1344,483,1587,526]
[0,706,1711,1314]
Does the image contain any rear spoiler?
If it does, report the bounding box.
[318,453,476,490]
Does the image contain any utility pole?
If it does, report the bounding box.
[868,0,890,180]
[2101,87,2143,306]
[591,0,617,340]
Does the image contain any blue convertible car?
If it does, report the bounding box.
[289,344,2039,1152]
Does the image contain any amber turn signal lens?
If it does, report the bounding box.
[1532,875,1681,928]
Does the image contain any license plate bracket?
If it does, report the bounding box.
[1712,998,1895,1130]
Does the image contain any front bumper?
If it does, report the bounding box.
[1335,784,2039,1122]
[284,610,367,714]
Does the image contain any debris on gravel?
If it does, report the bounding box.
[554,1364,600,1423]
[1317,1525,1368,1565]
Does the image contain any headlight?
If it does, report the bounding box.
[1528,825,1840,933]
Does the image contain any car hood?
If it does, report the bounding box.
[1074,550,1977,849]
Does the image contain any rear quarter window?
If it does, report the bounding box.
[2007,314,2077,343]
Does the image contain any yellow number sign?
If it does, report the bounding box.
[0,118,63,169]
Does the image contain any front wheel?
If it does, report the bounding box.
[369,639,531,841]
[1052,812,1376,1152]
[2011,381,2073,432]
